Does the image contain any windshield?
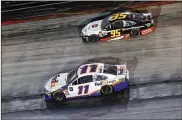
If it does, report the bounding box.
[101,17,110,30]
[103,64,117,75]
[66,68,78,83]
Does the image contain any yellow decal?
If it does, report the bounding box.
[101,80,107,85]
[111,29,121,38]
[119,78,125,82]
[110,13,127,21]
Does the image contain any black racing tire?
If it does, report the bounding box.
[100,85,115,103]
[100,85,114,95]
[88,34,99,43]
[52,90,66,102]
[130,29,140,38]
[45,90,67,109]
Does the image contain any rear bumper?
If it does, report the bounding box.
[112,80,129,92]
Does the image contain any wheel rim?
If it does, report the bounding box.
[131,29,140,38]
[90,35,98,42]
[101,85,113,95]
[53,91,64,101]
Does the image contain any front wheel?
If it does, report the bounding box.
[52,90,66,102]
[88,34,99,43]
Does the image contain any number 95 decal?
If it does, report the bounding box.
[110,13,127,21]
[111,29,121,38]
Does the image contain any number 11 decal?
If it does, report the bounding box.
[78,85,89,95]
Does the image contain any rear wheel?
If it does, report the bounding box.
[100,85,130,104]
[130,29,140,38]
[101,85,114,95]
[100,85,115,103]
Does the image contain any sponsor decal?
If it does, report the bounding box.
[64,89,70,95]
[51,80,58,88]
[51,75,59,88]
[119,78,125,82]
[119,66,124,74]
[102,32,108,36]
[141,27,154,35]
[123,26,144,31]
[69,87,73,91]
[99,31,103,37]
[145,23,151,27]
[122,28,127,31]
[107,80,116,84]
[92,24,98,28]
[123,34,130,40]
[95,80,116,86]
[120,66,124,70]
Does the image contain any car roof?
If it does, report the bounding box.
[77,63,105,77]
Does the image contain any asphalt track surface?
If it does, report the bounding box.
[1,3,182,119]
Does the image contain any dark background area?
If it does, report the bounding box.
[1,1,148,22]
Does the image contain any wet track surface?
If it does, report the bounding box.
[1,3,182,119]
[2,96,182,119]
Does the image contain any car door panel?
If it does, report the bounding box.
[67,82,96,98]
[66,75,97,98]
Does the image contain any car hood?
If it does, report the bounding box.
[44,73,69,92]
[82,20,102,34]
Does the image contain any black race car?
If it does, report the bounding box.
[81,9,154,43]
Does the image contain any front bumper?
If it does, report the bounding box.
[43,92,52,101]
[81,33,90,41]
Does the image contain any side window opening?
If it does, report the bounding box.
[72,75,93,85]
[125,21,136,27]
[112,20,123,29]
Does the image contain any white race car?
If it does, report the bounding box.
[43,63,129,104]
